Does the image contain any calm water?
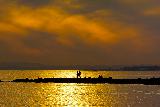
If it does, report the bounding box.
[0,70,160,107]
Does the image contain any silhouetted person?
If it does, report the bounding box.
[77,71,81,78]
[98,75,103,79]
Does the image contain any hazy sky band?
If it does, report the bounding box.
[0,0,159,65]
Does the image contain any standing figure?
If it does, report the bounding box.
[77,71,81,78]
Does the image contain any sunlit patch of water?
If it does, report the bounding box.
[0,70,160,106]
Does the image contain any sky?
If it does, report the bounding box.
[0,0,160,65]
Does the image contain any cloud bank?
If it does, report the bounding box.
[0,0,159,65]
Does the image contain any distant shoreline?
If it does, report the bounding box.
[0,65,160,71]
[0,69,160,71]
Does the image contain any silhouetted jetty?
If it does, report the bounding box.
[11,77,160,85]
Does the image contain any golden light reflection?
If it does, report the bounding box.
[1,70,158,106]
[48,83,122,106]
[31,70,120,106]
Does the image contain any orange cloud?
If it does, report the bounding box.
[0,22,26,35]
[4,5,118,46]
[0,0,159,65]
[0,2,155,55]
[143,7,160,16]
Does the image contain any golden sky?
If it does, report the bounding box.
[0,0,160,65]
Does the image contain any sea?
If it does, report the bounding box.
[0,70,160,107]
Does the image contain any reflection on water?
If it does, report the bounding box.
[0,82,116,106]
[0,70,160,106]
[1,83,160,106]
